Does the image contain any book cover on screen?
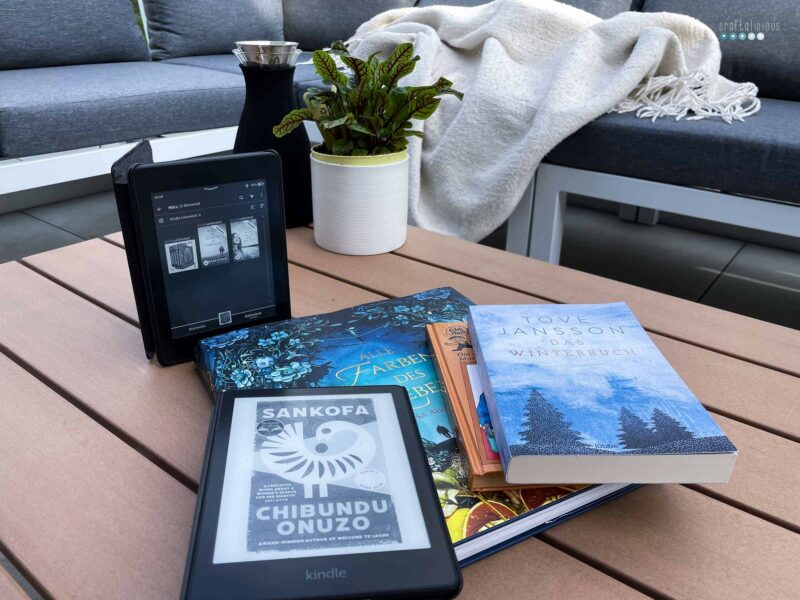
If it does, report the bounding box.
[196,289,633,563]
[468,303,737,484]
[213,394,431,565]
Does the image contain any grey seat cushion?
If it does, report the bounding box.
[283,0,416,50]
[0,0,149,69]
[163,52,320,108]
[642,0,800,101]
[0,63,245,157]
[165,52,318,82]
[416,0,635,18]
[545,99,800,205]
[143,0,284,60]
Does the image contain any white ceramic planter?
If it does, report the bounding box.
[310,147,409,255]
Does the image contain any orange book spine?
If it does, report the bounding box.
[427,323,502,480]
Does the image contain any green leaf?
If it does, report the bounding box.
[322,114,352,129]
[351,149,369,156]
[348,121,374,136]
[348,86,366,112]
[315,123,337,153]
[369,89,389,119]
[342,56,369,85]
[332,139,354,155]
[437,87,464,100]
[409,78,464,101]
[329,40,349,55]
[272,108,313,137]
[384,43,414,74]
[402,129,424,138]
[411,93,441,119]
[385,60,416,89]
[313,50,347,86]
[304,93,333,121]
[390,139,409,152]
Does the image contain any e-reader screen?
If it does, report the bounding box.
[213,392,431,564]
[151,179,275,339]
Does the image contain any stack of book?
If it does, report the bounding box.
[195,288,737,565]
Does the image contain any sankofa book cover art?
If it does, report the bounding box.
[213,393,432,563]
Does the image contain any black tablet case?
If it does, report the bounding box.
[111,141,157,360]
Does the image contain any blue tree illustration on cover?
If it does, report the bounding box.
[509,379,736,456]
[516,388,593,453]
[616,404,733,453]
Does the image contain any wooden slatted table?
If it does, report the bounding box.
[1,226,799,600]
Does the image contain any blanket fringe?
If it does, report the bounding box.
[613,71,760,123]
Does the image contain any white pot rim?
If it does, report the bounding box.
[310,145,408,167]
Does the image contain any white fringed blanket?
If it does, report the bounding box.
[348,0,760,242]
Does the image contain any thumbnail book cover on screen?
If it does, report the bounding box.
[213,393,430,564]
[468,303,737,476]
[196,289,596,556]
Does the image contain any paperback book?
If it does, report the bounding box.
[195,289,634,564]
[468,302,737,484]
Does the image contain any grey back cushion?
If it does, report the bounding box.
[0,0,149,70]
[283,0,417,50]
[643,0,799,101]
[416,0,635,19]
[144,0,284,60]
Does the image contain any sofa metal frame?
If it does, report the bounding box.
[505,163,800,262]
[0,127,238,196]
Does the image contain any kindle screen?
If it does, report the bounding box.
[213,392,431,564]
[151,179,275,339]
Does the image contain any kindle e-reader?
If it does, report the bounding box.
[111,143,290,365]
[182,386,462,600]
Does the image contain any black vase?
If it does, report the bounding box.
[233,64,312,228]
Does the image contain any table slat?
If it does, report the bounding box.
[395,226,800,376]
[462,537,646,599]
[285,228,800,441]
[0,354,194,600]
[104,232,124,246]
[541,485,800,600]
[22,238,139,323]
[0,568,29,600]
[707,414,800,529]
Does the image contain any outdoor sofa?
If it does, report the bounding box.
[0,0,797,255]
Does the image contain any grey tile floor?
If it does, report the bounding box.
[485,206,800,330]
[561,207,799,330]
[0,190,120,263]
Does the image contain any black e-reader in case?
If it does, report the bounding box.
[182,386,462,600]
[111,143,291,365]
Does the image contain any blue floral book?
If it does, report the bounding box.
[468,303,737,484]
[195,289,637,564]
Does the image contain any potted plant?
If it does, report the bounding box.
[273,41,462,255]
